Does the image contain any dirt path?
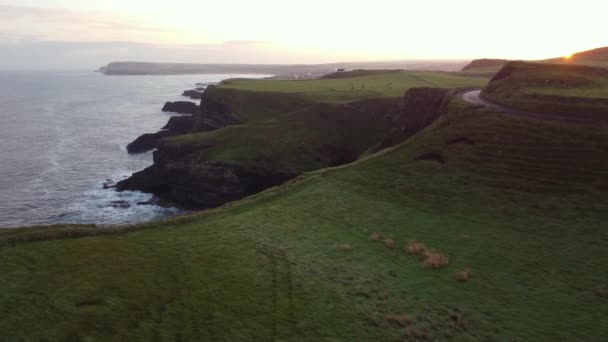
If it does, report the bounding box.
[460,90,606,124]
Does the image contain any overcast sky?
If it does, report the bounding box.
[0,0,606,69]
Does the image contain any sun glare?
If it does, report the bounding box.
[564,53,574,59]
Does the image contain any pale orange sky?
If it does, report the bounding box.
[0,0,606,68]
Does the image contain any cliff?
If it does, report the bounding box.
[118,86,453,209]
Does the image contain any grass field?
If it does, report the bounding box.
[219,70,487,103]
[2,97,608,340]
[157,71,483,175]
[480,62,608,120]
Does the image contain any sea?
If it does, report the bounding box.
[0,70,266,228]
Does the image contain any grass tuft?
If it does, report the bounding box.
[338,243,353,252]
[369,232,381,242]
[383,239,396,249]
[422,250,450,269]
[455,269,472,282]
[405,240,427,256]
[385,314,411,327]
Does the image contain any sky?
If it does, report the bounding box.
[0,0,606,69]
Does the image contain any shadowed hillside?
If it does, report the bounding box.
[482,61,608,119]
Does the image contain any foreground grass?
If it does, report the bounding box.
[2,100,608,341]
[219,70,487,103]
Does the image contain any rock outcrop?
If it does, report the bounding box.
[370,87,451,153]
[117,160,296,209]
[127,86,244,154]
[162,101,199,114]
[120,86,452,209]
[126,131,174,154]
[182,90,204,100]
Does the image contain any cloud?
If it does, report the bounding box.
[0,5,179,43]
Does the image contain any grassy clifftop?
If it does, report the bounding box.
[219,70,486,103]
[482,61,608,119]
[2,96,608,340]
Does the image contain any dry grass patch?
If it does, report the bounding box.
[338,243,353,252]
[422,250,449,269]
[455,269,472,282]
[385,314,411,327]
[383,239,396,249]
[405,240,427,256]
[404,326,430,339]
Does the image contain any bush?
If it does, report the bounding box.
[383,239,396,249]
[369,232,381,241]
[405,240,426,256]
[338,243,353,251]
[422,250,449,269]
[455,269,472,282]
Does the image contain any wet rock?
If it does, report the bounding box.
[102,180,116,189]
[161,101,199,114]
[162,115,195,133]
[126,131,174,154]
[182,90,204,100]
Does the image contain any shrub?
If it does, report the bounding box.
[338,243,353,251]
[384,239,396,249]
[369,232,381,241]
[422,250,449,269]
[455,269,472,282]
[405,240,426,256]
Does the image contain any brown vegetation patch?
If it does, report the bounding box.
[404,326,430,339]
[369,232,381,242]
[383,239,396,249]
[385,314,412,327]
[422,250,450,269]
[405,240,427,256]
[455,269,472,282]
[338,243,353,252]
[450,311,470,330]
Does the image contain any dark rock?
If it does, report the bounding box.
[370,87,450,153]
[162,115,195,133]
[162,101,199,114]
[102,180,116,189]
[137,201,153,206]
[181,90,204,99]
[127,131,174,154]
[117,161,296,209]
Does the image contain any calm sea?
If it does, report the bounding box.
[0,70,264,228]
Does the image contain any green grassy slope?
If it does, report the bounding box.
[482,61,608,118]
[219,70,486,103]
[2,99,608,341]
[157,72,480,176]
[459,46,608,76]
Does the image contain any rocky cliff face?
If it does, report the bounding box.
[126,86,243,154]
[370,87,451,153]
[117,160,295,209]
[119,86,453,209]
